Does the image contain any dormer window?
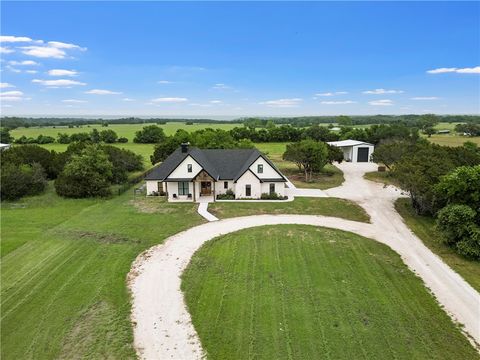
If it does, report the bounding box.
[187,164,192,173]
[257,164,263,174]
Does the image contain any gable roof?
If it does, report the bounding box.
[145,146,286,182]
[327,139,374,147]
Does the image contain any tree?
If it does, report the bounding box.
[0,127,13,143]
[434,165,480,211]
[418,114,439,132]
[1,145,59,179]
[101,145,144,183]
[423,126,436,137]
[90,128,101,143]
[36,135,55,144]
[1,162,47,201]
[327,144,344,163]
[283,140,329,182]
[302,125,339,142]
[55,145,113,198]
[57,133,71,144]
[371,141,417,170]
[436,205,480,259]
[133,125,166,143]
[118,137,128,143]
[151,137,180,164]
[337,115,353,126]
[99,129,118,143]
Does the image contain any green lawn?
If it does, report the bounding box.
[10,122,239,141]
[426,134,480,147]
[395,199,480,293]
[209,197,370,223]
[1,185,204,359]
[182,225,477,360]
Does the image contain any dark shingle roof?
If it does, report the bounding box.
[144,146,286,182]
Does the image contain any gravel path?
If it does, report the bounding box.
[128,163,480,359]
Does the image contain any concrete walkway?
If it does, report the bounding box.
[129,162,480,359]
[197,202,218,222]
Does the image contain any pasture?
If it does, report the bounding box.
[182,225,477,359]
[10,122,239,141]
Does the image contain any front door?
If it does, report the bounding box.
[200,181,212,195]
[357,147,369,162]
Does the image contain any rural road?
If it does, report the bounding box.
[128,163,480,359]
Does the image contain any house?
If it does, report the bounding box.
[145,143,287,202]
[327,139,374,163]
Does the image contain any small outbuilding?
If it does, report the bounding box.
[327,139,374,163]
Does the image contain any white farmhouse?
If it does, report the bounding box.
[145,143,287,202]
[327,139,374,163]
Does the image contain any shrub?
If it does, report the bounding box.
[55,145,113,198]
[1,162,47,201]
[1,145,59,179]
[118,137,128,143]
[57,133,71,144]
[217,189,235,200]
[36,134,55,144]
[99,129,118,143]
[436,204,480,259]
[260,192,288,200]
[102,145,144,184]
[0,127,13,143]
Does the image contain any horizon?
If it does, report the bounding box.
[1,1,479,117]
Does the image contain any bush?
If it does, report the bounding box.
[434,165,480,211]
[1,145,59,179]
[57,133,71,144]
[1,162,47,201]
[101,145,144,184]
[118,137,128,143]
[133,125,166,143]
[260,192,288,200]
[217,189,235,200]
[36,134,55,144]
[1,127,13,143]
[99,129,118,143]
[436,204,480,259]
[55,145,113,198]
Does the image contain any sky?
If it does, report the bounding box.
[1,1,479,118]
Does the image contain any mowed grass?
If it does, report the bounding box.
[209,197,369,223]
[182,225,477,359]
[1,185,204,359]
[395,199,480,293]
[10,122,239,141]
[426,134,480,147]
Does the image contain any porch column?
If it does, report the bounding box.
[213,181,216,202]
[193,181,196,202]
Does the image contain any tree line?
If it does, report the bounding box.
[373,140,480,259]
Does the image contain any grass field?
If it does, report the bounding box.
[395,199,480,293]
[426,134,480,146]
[10,122,239,141]
[182,225,477,359]
[209,197,369,223]
[1,184,204,359]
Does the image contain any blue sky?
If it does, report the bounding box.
[1,1,479,117]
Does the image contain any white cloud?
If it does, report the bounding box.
[48,69,78,76]
[9,60,39,66]
[363,89,403,95]
[21,46,66,59]
[62,99,87,103]
[427,66,480,74]
[0,82,15,88]
[158,80,173,84]
[85,89,122,95]
[6,66,21,73]
[368,99,394,106]
[212,83,231,90]
[410,96,439,100]
[0,90,25,102]
[25,70,38,74]
[260,98,302,108]
[0,47,14,54]
[151,97,188,103]
[315,91,348,97]
[321,100,356,105]
[122,98,135,102]
[0,36,35,43]
[48,41,86,51]
[32,79,86,87]
[209,100,222,104]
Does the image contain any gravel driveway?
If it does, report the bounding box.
[128,162,480,359]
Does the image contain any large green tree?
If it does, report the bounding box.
[133,125,166,143]
[283,140,329,182]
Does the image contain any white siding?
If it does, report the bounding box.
[146,180,163,195]
[216,180,234,195]
[166,181,194,201]
[249,156,282,179]
[351,145,375,163]
[341,147,353,162]
[167,155,202,179]
[260,182,285,197]
[235,171,262,199]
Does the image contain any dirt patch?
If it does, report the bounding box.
[60,230,139,244]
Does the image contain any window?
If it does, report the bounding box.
[224,181,228,189]
[187,164,192,173]
[269,183,275,195]
[245,184,251,197]
[178,181,189,195]
[257,164,263,174]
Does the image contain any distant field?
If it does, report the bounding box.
[182,225,478,360]
[10,122,239,141]
[426,134,480,146]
